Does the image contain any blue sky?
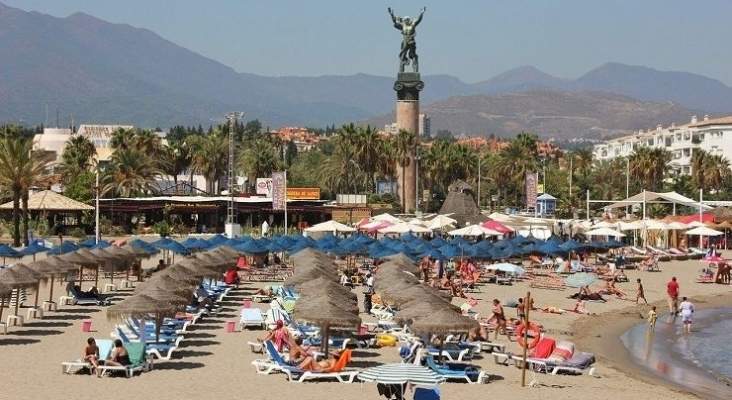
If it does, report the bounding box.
[5,0,732,85]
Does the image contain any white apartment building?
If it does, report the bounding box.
[384,113,430,136]
[593,115,732,175]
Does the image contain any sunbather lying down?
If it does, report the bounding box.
[296,350,348,372]
[541,306,566,314]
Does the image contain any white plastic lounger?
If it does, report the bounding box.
[61,339,113,374]
[239,308,266,330]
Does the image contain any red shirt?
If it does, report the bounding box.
[224,269,239,285]
[667,280,679,297]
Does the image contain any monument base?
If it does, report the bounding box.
[394,73,424,101]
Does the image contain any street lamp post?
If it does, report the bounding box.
[225,111,243,239]
[625,157,630,216]
[477,156,481,208]
[415,146,421,213]
[95,169,100,244]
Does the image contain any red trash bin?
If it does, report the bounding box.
[226,320,237,333]
[82,319,92,333]
[242,299,252,308]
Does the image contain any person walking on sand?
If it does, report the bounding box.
[678,297,695,333]
[667,276,680,316]
[647,306,658,330]
[636,278,648,305]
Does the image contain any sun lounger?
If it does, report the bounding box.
[64,282,110,306]
[530,277,565,290]
[252,341,358,383]
[61,339,114,374]
[425,343,475,362]
[423,353,488,384]
[239,308,266,330]
[98,342,152,378]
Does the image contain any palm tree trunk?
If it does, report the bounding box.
[21,189,29,246]
[401,164,406,213]
[12,187,20,247]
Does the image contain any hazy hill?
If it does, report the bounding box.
[0,3,728,135]
[363,90,705,139]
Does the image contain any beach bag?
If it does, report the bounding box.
[504,299,518,308]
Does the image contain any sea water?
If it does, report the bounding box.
[621,308,732,399]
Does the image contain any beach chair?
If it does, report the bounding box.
[423,352,488,384]
[413,387,441,400]
[530,277,566,290]
[61,339,114,374]
[97,342,152,378]
[425,343,475,362]
[264,308,291,329]
[64,282,110,306]
[239,308,266,330]
[251,341,358,383]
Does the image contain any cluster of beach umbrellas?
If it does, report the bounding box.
[282,248,361,354]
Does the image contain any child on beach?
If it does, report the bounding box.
[636,278,648,305]
[647,306,658,330]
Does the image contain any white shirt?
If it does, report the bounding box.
[340,274,349,285]
[366,276,374,287]
[679,301,694,316]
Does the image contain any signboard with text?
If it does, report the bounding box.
[525,172,538,209]
[286,187,320,200]
[256,178,273,197]
[271,172,286,210]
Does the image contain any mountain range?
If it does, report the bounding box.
[0,3,730,139]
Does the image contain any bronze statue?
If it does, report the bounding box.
[388,7,426,73]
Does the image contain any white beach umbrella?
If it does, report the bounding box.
[378,222,432,234]
[686,221,708,228]
[685,226,724,236]
[372,213,403,223]
[447,225,502,237]
[584,227,626,238]
[491,262,525,275]
[426,215,458,231]
[591,221,618,229]
[666,221,689,230]
[643,220,668,230]
[618,221,642,230]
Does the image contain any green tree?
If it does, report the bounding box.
[0,136,54,245]
[100,148,163,197]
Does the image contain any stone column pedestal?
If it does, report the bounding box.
[394,72,424,214]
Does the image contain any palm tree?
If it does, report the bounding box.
[58,135,96,181]
[0,136,54,246]
[100,148,163,197]
[691,149,731,193]
[354,125,381,193]
[188,132,228,194]
[159,141,191,186]
[493,140,538,206]
[629,147,670,191]
[237,139,282,193]
[109,128,137,152]
[319,138,360,195]
[392,129,415,209]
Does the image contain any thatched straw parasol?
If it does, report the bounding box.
[395,302,457,323]
[0,266,40,318]
[293,296,361,354]
[293,277,358,300]
[379,285,451,306]
[284,269,337,286]
[380,254,417,267]
[107,294,178,342]
[154,266,202,283]
[27,259,70,306]
[60,250,99,266]
[169,261,219,278]
[209,245,242,259]
[8,263,50,310]
[411,308,479,363]
[134,274,195,297]
[136,287,189,306]
[0,280,14,323]
[410,308,479,336]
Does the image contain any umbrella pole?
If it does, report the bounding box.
[34,282,40,308]
[95,264,99,289]
[0,295,4,321]
[108,261,114,283]
[438,334,445,364]
[14,287,20,317]
[48,273,55,303]
[521,291,532,387]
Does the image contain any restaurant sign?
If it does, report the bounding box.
[286,188,320,200]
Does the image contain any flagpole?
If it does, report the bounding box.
[284,170,288,235]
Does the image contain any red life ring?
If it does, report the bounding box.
[515,321,541,349]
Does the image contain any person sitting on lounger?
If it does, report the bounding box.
[296,350,342,372]
[99,339,130,377]
[83,337,100,375]
[257,320,292,352]
[74,285,100,299]
[224,266,241,285]
[286,337,312,364]
[541,306,566,314]
[192,285,216,309]
[467,326,489,342]
[253,285,275,297]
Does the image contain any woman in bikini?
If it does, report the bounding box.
[296,350,341,372]
[83,337,100,375]
[99,339,130,377]
[491,299,512,342]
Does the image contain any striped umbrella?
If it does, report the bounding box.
[357,363,445,385]
[564,272,598,288]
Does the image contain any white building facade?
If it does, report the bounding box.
[593,115,732,175]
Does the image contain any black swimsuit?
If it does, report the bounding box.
[117,354,131,366]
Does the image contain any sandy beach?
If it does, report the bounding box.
[1,252,731,400]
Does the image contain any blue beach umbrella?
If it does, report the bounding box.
[0,244,20,265]
[151,238,189,255]
[206,234,228,246]
[47,241,79,255]
[90,240,111,249]
[605,239,624,248]
[234,240,268,255]
[79,237,97,248]
[429,236,448,248]
[18,242,49,258]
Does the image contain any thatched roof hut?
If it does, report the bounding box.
[438,180,487,227]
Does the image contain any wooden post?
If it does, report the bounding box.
[521,291,532,387]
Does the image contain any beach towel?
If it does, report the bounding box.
[531,337,556,359]
[548,341,574,363]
